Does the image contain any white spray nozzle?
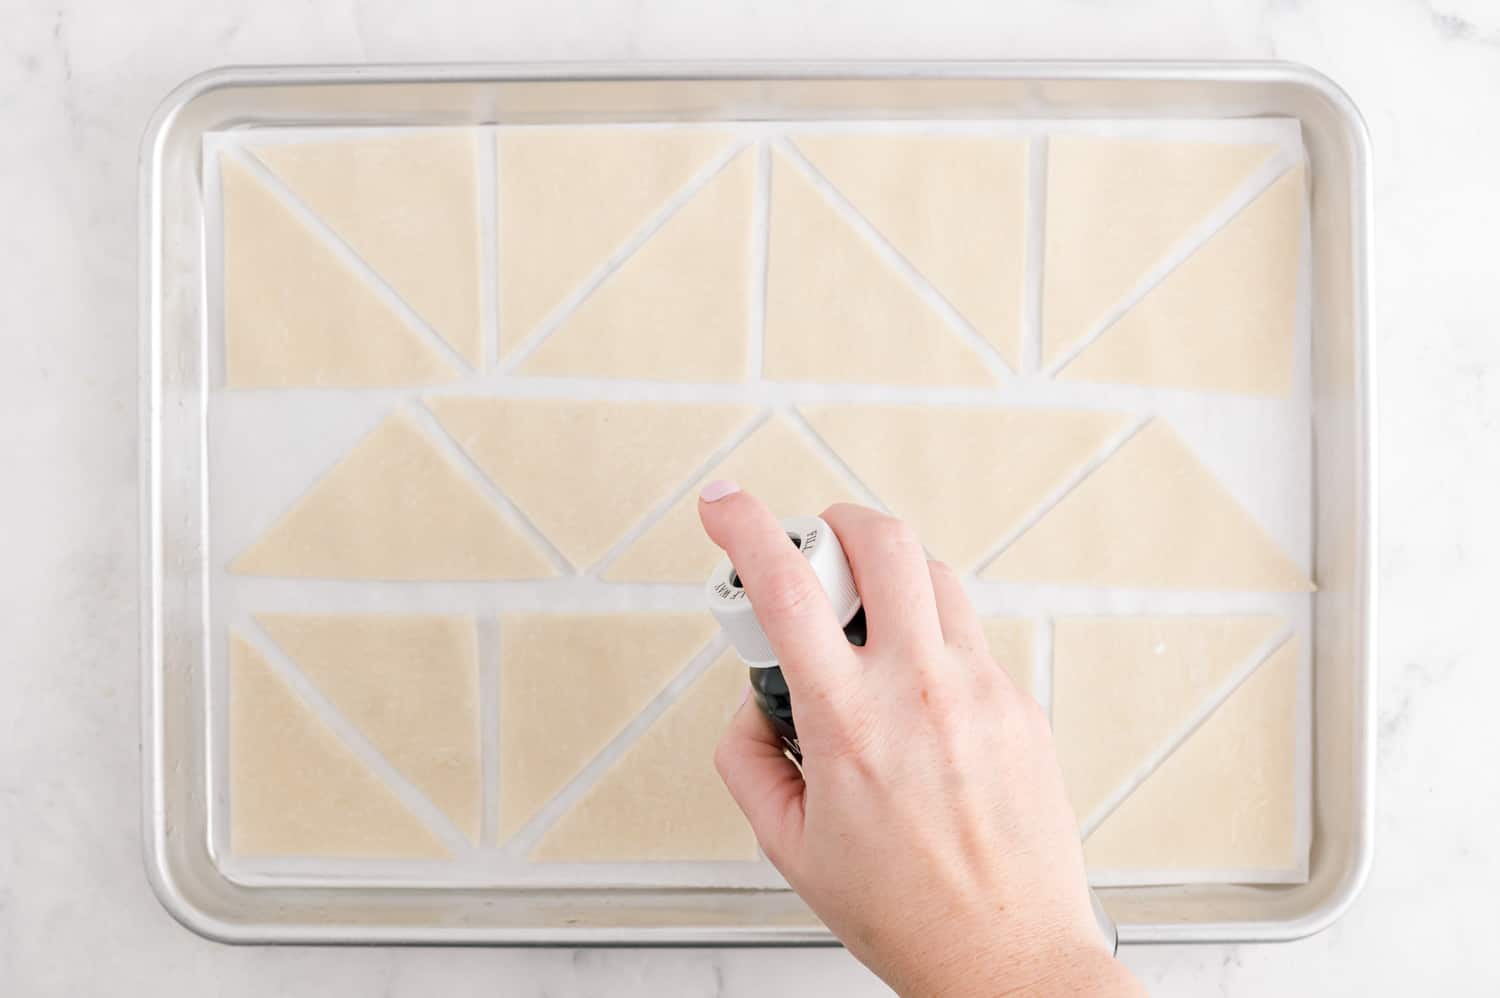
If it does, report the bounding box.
[705,515,860,668]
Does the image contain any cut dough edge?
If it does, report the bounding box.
[982,419,1314,591]
[799,404,1131,570]
[497,128,736,355]
[791,133,1029,370]
[219,154,457,389]
[515,148,755,382]
[763,149,997,388]
[498,612,722,842]
[980,618,1036,700]
[1050,614,1287,830]
[1059,166,1306,396]
[256,613,483,843]
[230,409,556,580]
[1083,637,1303,881]
[228,632,453,860]
[426,397,759,570]
[249,131,485,368]
[602,414,862,583]
[529,649,758,862]
[1042,136,1279,366]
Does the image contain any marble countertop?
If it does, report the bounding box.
[4,0,1495,992]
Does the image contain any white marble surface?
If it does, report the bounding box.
[2,0,1496,992]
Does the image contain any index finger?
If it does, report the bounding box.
[699,484,857,696]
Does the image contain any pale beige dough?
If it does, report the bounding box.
[220,156,454,388]
[231,410,556,580]
[428,398,755,570]
[603,415,860,583]
[517,150,754,382]
[1043,137,1276,365]
[252,131,484,367]
[499,613,720,841]
[531,650,758,862]
[1051,615,1283,826]
[1084,639,1301,877]
[258,614,482,842]
[498,128,732,354]
[763,150,995,387]
[794,134,1030,369]
[801,404,1129,569]
[979,618,1035,700]
[1062,167,1305,396]
[983,420,1314,591]
[229,634,450,859]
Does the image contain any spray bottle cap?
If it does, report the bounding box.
[705,515,860,668]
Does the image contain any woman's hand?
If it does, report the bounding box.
[699,486,1144,997]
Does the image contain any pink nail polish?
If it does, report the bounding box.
[699,479,741,503]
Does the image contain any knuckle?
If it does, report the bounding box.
[821,500,862,521]
[985,683,1030,729]
[873,515,920,552]
[935,716,976,763]
[969,655,1001,693]
[1016,693,1052,734]
[916,680,960,719]
[904,658,946,687]
[753,567,823,623]
[946,639,979,665]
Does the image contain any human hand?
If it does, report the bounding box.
[699,486,1144,997]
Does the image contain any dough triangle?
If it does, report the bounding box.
[531,650,757,862]
[1061,167,1305,396]
[220,156,455,388]
[801,405,1129,569]
[516,150,754,381]
[499,613,720,840]
[251,132,484,367]
[229,634,451,858]
[231,410,555,580]
[603,415,860,583]
[1051,615,1283,824]
[428,397,756,569]
[982,420,1313,591]
[980,618,1036,699]
[498,128,734,353]
[794,134,1029,369]
[764,150,994,387]
[1084,639,1301,878]
[258,614,482,842]
[1042,137,1277,365]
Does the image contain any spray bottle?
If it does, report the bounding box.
[706,514,1117,953]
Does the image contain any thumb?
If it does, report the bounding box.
[715,693,805,872]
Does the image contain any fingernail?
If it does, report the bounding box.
[700,479,741,503]
[740,684,752,706]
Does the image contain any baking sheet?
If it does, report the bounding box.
[201,115,1313,891]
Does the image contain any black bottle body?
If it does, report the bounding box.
[748,606,866,762]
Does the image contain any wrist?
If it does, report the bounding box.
[899,928,1138,998]
[991,943,1143,998]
